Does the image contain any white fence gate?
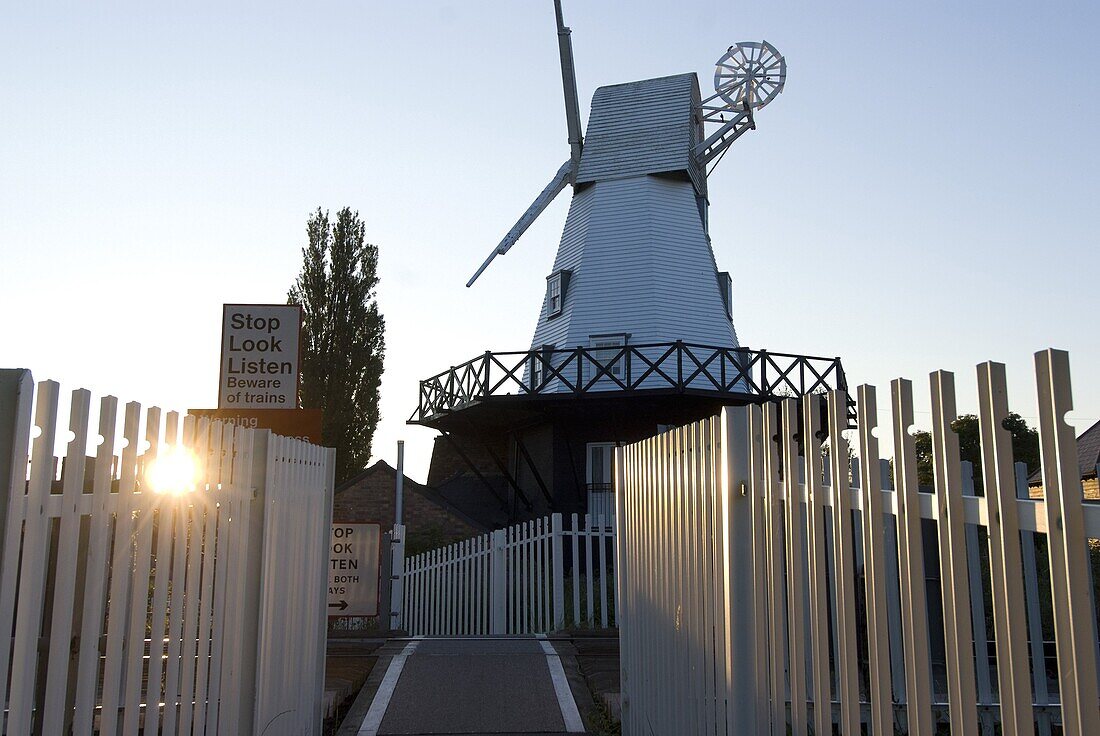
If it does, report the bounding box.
[616,349,1100,736]
[0,371,335,735]
[396,513,616,636]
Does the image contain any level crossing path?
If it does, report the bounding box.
[352,636,588,735]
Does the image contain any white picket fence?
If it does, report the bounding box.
[397,513,616,636]
[0,371,335,735]
[616,349,1100,736]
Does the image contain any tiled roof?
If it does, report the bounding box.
[336,460,488,532]
[1074,418,1100,479]
[1027,418,1100,484]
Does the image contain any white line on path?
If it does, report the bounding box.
[357,639,420,736]
[537,635,586,733]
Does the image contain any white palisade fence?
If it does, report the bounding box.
[398,513,616,636]
[616,349,1100,736]
[0,370,335,735]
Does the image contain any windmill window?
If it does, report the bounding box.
[589,334,627,379]
[717,271,733,321]
[586,442,616,521]
[545,270,570,318]
[531,344,554,389]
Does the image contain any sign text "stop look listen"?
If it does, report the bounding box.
[219,304,302,409]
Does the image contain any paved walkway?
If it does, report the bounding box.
[352,637,587,736]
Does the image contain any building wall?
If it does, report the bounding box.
[426,431,515,530]
[529,175,736,362]
[512,422,556,517]
[426,432,508,489]
[527,73,738,388]
[1027,476,1099,501]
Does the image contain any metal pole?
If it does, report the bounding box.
[395,441,405,526]
[390,525,405,632]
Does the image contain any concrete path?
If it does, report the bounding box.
[325,636,384,722]
[353,637,587,736]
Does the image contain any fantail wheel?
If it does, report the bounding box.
[714,40,786,110]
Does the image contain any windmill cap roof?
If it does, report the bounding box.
[590,72,701,94]
[577,72,706,194]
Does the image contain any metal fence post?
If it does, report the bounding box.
[390,524,406,632]
[490,529,507,634]
[1016,462,1053,736]
[551,514,564,630]
[721,406,759,732]
[1034,349,1100,736]
[882,458,907,708]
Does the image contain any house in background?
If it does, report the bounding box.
[1028,418,1100,501]
[333,460,487,556]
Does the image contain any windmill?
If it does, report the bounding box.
[466,14,786,291]
[411,4,847,526]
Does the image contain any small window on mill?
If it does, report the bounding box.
[546,270,570,318]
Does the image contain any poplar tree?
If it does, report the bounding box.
[289,207,385,483]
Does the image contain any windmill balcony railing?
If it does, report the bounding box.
[410,342,854,425]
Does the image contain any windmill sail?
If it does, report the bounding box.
[466,0,585,287]
[554,0,584,179]
[466,160,572,288]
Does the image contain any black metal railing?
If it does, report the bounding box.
[586,483,615,523]
[410,342,854,425]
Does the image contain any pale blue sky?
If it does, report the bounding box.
[2,1,1098,481]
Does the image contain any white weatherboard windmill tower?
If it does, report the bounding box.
[412,3,848,526]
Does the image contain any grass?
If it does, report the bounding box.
[560,573,616,629]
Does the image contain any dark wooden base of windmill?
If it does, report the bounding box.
[418,389,755,528]
[411,344,853,528]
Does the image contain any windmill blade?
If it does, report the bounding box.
[554,0,584,179]
[466,159,573,288]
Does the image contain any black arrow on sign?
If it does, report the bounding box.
[328,600,348,612]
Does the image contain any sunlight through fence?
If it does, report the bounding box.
[615,349,1100,736]
[0,370,335,735]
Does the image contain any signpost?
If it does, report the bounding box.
[329,523,382,617]
[218,304,302,409]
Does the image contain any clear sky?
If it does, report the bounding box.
[2,1,1098,482]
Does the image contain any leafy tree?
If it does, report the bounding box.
[289,207,385,483]
[913,413,1039,489]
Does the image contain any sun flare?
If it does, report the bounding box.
[146,447,199,495]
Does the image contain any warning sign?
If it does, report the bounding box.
[218,304,302,409]
[328,523,381,617]
[187,408,323,445]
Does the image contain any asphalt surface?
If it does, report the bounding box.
[358,638,583,736]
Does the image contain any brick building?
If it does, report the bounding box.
[1028,418,1100,501]
[333,460,486,555]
